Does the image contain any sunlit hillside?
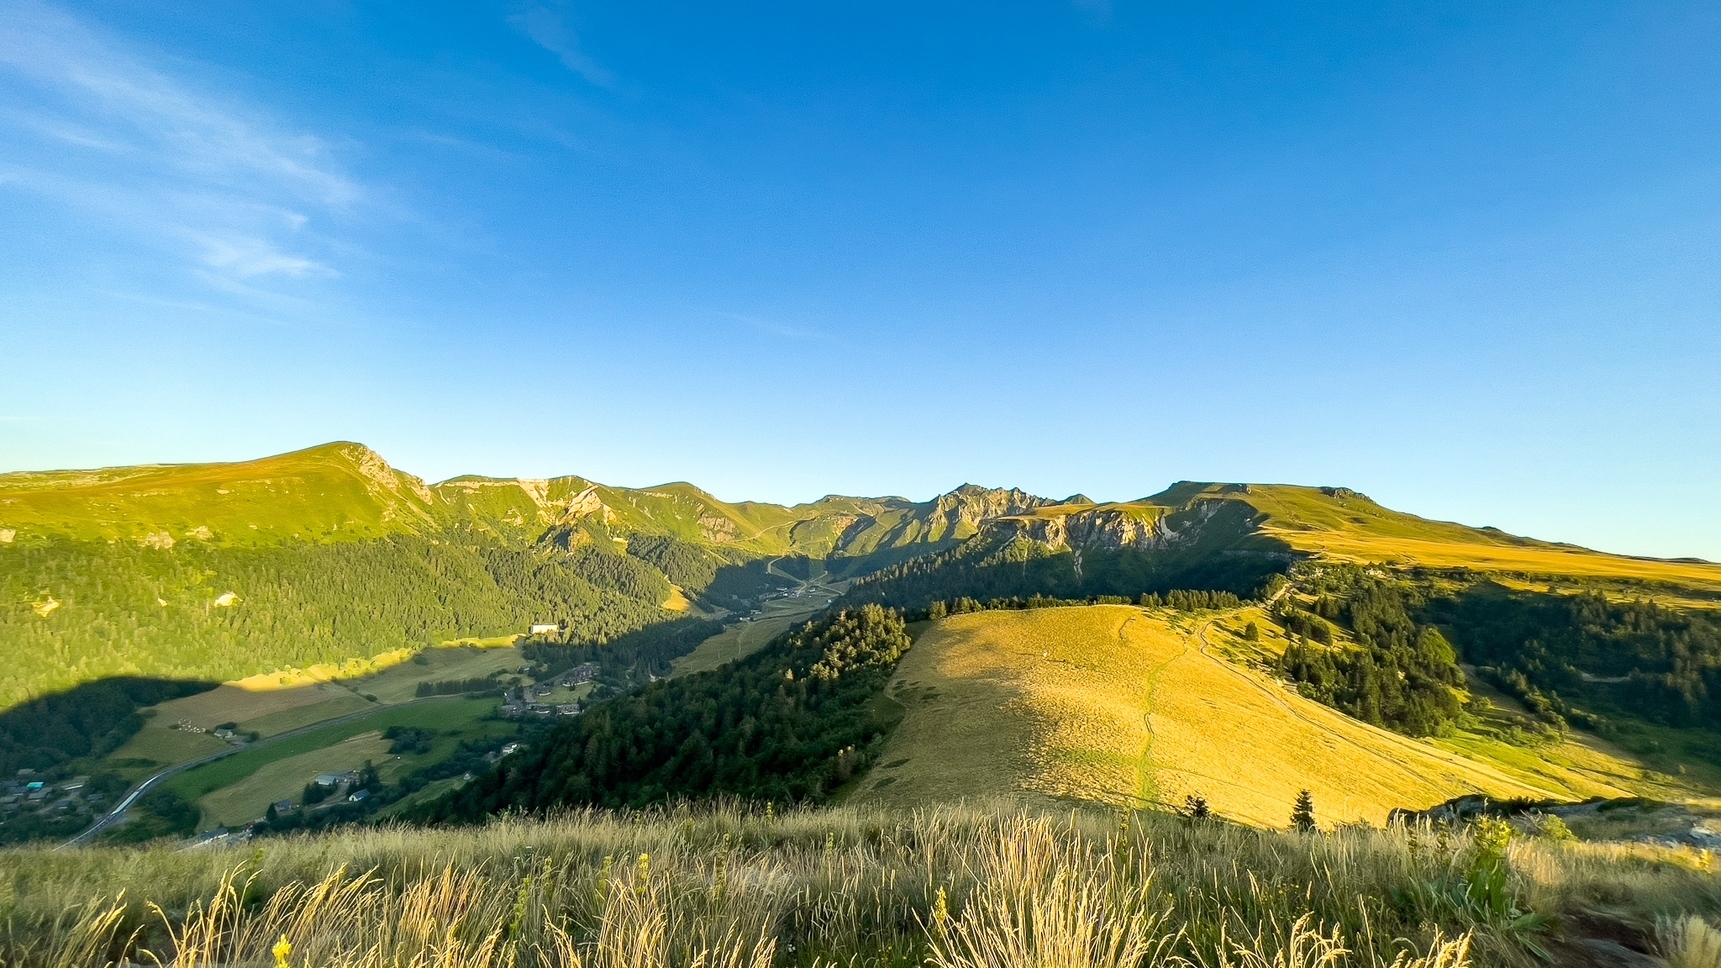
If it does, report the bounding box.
[1149,483,1721,593]
[855,605,1681,827]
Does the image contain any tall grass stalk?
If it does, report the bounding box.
[0,801,1714,968]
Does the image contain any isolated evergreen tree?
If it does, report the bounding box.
[1291,789,1317,832]
[1184,794,1211,820]
[1244,621,1260,642]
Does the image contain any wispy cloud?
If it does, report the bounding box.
[509,4,615,88]
[717,311,837,344]
[0,0,362,294]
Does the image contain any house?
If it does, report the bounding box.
[186,828,229,849]
[558,662,600,687]
[314,773,344,787]
[272,800,297,816]
[500,742,523,757]
[557,704,580,716]
[347,789,370,803]
[213,727,235,740]
[529,623,559,635]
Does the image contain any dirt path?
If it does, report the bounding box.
[1132,615,1194,810]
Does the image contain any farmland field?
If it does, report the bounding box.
[194,731,396,829]
[161,697,505,825]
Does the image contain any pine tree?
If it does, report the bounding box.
[1291,789,1316,832]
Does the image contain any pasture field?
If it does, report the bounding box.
[346,642,526,704]
[104,642,526,779]
[670,609,811,677]
[161,698,502,812]
[101,726,229,782]
[854,606,1685,827]
[194,731,395,829]
[661,585,693,612]
[670,573,847,677]
[373,774,469,818]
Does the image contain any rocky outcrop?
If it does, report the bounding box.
[555,486,612,527]
[989,507,1159,551]
[923,485,1056,540]
[983,498,1257,554]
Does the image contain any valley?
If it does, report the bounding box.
[51,561,854,842]
[5,440,1721,851]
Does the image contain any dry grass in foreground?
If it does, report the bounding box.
[2,802,1718,968]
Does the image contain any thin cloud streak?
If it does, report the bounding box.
[0,0,363,293]
[509,5,616,88]
[716,311,842,345]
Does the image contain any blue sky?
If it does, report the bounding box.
[1,1,1717,560]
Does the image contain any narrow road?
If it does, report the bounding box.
[60,694,468,848]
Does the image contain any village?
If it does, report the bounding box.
[500,660,600,719]
[0,771,101,820]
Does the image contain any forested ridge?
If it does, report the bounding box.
[1433,584,1721,731]
[425,605,913,818]
[0,536,691,707]
[1274,575,1465,737]
[1266,563,1721,755]
[845,531,1286,612]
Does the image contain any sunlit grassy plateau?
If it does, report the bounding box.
[856,606,1678,826]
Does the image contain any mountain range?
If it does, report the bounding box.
[7,440,1713,578]
[2,439,1715,709]
[7,441,1721,846]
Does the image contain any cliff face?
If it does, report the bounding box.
[984,497,1271,555]
[992,508,1161,551]
[923,485,1058,539]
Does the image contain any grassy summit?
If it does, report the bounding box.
[0,442,439,547]
[1143,482,1721,592]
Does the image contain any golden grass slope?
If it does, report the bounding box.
[1151,483,1721,593]
[855,605,1678,828]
